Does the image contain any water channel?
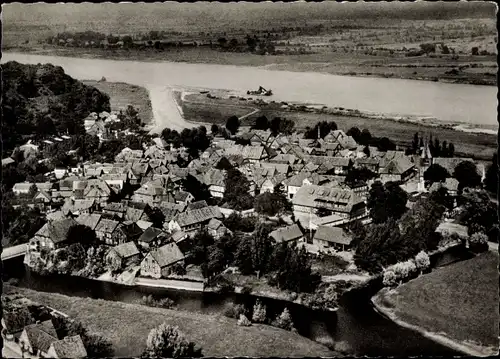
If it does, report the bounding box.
[2,249,469,357]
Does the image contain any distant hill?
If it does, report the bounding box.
[2,61,110,155]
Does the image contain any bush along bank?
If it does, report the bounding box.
[224,300,298,333]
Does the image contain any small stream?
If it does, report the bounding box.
[2,247,471,356]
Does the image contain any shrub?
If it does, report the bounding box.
[414,251,430,272]
[469,232,489,253]
[392,260,417,280]
[237,314,252,326]
[382,269,397,287]
[143,323,202,358]
[273,308,294,331]
[223,302,247,319]
[252,300,267,323]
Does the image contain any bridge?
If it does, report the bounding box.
[1,244,27,261]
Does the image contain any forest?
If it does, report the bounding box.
[2,61,111,156]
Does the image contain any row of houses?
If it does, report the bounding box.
[2,314,87,359]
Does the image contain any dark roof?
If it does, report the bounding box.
[269,224,303,243]
[23,320,58,353]
[2,308,35,334]
[313,226,352,245]
[138,227,166,243]
[175,191,193,201]
[103,202,127,213]
[187,200,208,211]
[117,222,143,240]
[173,206,223,227]
[35,219,78,244]
[95,218,120,234]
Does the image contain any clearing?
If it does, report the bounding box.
[373,251,499,355]
[4,286,337,358]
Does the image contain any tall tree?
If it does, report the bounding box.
[253,115,269,130]
[223,168,254,210]
[347,127,361,142]
[411,132,419,153]
[367,181,408,223]
[485,153,498,194]
[454,161,481,192]
[423,164,450,184]
[225,115,240,135]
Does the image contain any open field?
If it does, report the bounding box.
[373,251,499,354]
[178,91,497,160]
[82,80,153,124]
[4,286,336,358]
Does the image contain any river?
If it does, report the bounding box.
[2,256,461,357]
[2,52,498,132]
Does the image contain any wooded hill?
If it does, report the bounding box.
[2,61,111,155]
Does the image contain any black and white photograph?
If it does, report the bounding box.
[1,1,498,358]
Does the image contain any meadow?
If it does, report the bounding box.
[4,286,337,358]
[374,251,499,352]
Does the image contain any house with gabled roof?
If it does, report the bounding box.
[75,213,102,231]
[269,224,304,244]
[102,202,127,219]
[106,242,141,270]
[187,200,208,211]
[34,190,52,206]
[132,181,171,205]
[95,218,121,245]
[61,198,97,217]
[111,221,143,246]
[313,226,353,251]
[19,320,58,357]
[196,169,226,199]
[46,335,87,359]
[168,206,223,234]
[140,242,186,279]
[83,179,113,204]
[379,155,416,183]
[28,218,77,252]
[175,191,195,205]
[12,182,35,196]
[124,201,153,222]
[207,218,231,239]
[354,158,380,173]
[284,172,322,199]
[292,185,366,219]
[137,226,169,249]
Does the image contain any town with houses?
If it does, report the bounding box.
[2,3,498,358]
[2,100,495,358]
[3,106,487,284]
